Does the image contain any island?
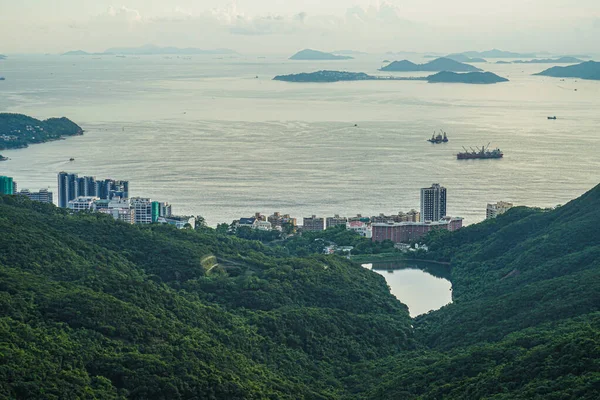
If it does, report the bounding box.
[0,113,83,150]
[0,54,6,60]
[0,154,7,161]
[426,71,509,84]
[289,49,353,61]
[105,44,237,55]
[380,57,482,72]
[444,53,487,63]
[534,61,600,80]
[460,49,537,58]
[513,57,583,64]
[62,50,94,56]
[495,61,512,64]
[273,70,508,84]
[333,50,368,56]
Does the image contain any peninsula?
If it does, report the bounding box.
[380,57,482,72]
[289,49,353,61]
[62,45,238,56]
[534,61,600,80]
[273,70,508,84]
[0,113,83,150]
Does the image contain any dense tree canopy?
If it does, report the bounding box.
[1,184,599,398]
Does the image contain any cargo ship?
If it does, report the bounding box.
[457,144,503,160]
[428,130,448,144]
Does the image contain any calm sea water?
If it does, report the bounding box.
[364,261,452,316]
[1,55,599,225]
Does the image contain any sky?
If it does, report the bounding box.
[1,0,599,55]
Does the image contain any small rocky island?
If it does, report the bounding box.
[426,71,509,84]
[289,49,353,61]
[513,57,583,64]
[273,70,508,84]
[0,113,83,150]
[534,61,600,80]
[381,57,482,72]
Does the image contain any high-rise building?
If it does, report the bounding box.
[131,198,154,224]
[18,189,53,204]
[58,172,78,207]
[486,201,514,219]
[326,214,348,229]
[420,183,447,222]
[303,215,325,231]
[0,176,14,195]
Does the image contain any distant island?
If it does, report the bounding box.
[495,61,512,65]
[0,113,83,150]
[460,49,537,58]
[0,154,7,161]
[534,61,600,80]
[427,71,509,84]
[380,57,482,72]
[513,57,583,64]
[434,54,487,63]
[289,49,353,61]
[0,54,6,60]
[333,50,368,56]
[273,70,508,84]
[62,45,237,56]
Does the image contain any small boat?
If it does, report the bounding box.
[547,116,557,120]
[69,158,75,162]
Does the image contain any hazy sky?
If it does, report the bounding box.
[1,0,599,54]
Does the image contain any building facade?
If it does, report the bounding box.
[326,214,348,229]
[303,215,325,231]
[372,217,463,244]
[421,184,447,222]
[486,201,514,219]
[68,196,99,211]
[0,176,14,195]
[18,188,53,204]
[346,220,372,238]
[58,172,129,207]
[131,197,155,224]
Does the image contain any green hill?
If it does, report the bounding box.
[535,61,600,80]
[0,113,83,150]
[1,183,599,398]
[427,71,509,84]
[381,57,482,72]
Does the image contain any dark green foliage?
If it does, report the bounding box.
[1,184,600,399]
[0,113,83,150]
[281,225,396,256]
[0,195,412,399]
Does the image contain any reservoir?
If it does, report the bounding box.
[363,260,453,317]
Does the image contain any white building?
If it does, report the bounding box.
[68,196,99,211]
[486,201,514,219]
[346,220,372,239]
[157,216,195,229]
[130,197,154,224]
[99,207,135,224]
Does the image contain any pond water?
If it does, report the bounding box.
[363,261,453,317]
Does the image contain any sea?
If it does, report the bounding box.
[1,54,599,226]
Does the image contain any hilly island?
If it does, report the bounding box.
[274,70,508,84]
[380,57,482,72]
[535,60,600,80]
[1,182,599,398]
[0,113,83,150]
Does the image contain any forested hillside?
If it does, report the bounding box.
[1,185,599,399]
[0,195,413,399]
[0,113,83,150]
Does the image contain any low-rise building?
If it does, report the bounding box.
[98,207,135,224]
[346,220,372,238]
[372,217,463,244]
[303,215,325,231]
[68,196,99,211]
[486,201,514,219]
[268,212,297,229]
[157,216,195,229]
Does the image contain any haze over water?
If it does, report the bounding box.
[1,55,599,225]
